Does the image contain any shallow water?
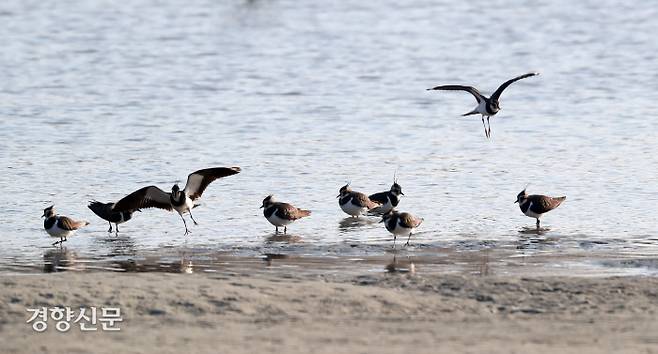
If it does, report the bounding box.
[0,0,657,274]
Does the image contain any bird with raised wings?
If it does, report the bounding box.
[112,167,241,235]
[427,72,539,138]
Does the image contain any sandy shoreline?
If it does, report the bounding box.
[1,267,658,354]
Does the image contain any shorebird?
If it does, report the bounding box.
[515,188,566,229]
[260,195,311,234]
[42,205,90,245]
[337,183,381,218]
[111,166,241,235]
[88,201,139,234]
[369,180,404,214]
[380,210,423,247]
[427,72,539,138]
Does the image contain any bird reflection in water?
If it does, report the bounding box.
[43,247,79,273]
[385,254,416,274]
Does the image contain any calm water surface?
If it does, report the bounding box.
[0,0,657,274]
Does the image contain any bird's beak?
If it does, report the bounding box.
[41,213,45,218]
[400,192,405,196]
[136,209,142,212]
[514,200,518,204]
[379,218,385,223]
[336,194,340,198]
[259,205,264,209]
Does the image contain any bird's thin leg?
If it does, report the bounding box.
[405,233,412,247]
[180,213,191,235]
[393,235,397,249]
[481,116,488,138]
[487,116,491,137]
[107,222,112,233]
[275,226,279,234]
[284,226,287,234]
[188,209,199,225]
[536,219,540,229]
[115,223,120,236]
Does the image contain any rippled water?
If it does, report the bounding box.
[1,0,657,274]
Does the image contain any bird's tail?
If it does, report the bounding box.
[88,201,112,219]
[298,209,312,218]
[366,200,383,210]
[72,220,91,229]
[555,196,567,205]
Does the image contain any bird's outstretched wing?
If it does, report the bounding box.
[490,72,539,103]
[184,166,241,200]
[112,186,172,212]
[427,85,485,103]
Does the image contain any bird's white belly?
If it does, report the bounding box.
[173,197,194,214]
[390,223,413,236]
[266,214,294,227]
[46,224,75,238]
[340,201,366,216]
[476,101,489,115]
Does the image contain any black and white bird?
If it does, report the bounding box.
[337,183,381,218]
[111,167,241,235]
[369,180,404,214]
[42,205,90,245]
[260,195,311,234]
[427,72,539,138]
[88,201,139,234]
[380,210,423,247]
[515,188,566,229]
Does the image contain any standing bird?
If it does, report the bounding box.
[337,183,381,218]
[111,167,241,235]
[87,201,139,234]
[369,180,404,214]
[42,205,90,245]
[515,188,566,229]
[380,210,423,247]
[427,72,539,138]
[260,195,311,234]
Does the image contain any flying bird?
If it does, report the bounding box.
[515,188,566,229]
[260,195,311,234]
[88,201,139,234]
[112,167,241,235]
[42,205,90,245]
[427,72,539,138]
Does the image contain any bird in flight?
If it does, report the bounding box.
[427,72,539,138]
[111,167,241,235]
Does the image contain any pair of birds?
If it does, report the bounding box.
[43,167,242,245]
[337,181,423,247]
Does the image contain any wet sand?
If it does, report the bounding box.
[2,262,658,354]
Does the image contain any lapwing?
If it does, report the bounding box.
[369,180,404,214]
[515,188,566,229]
[380,210,423,247]
[427,72,539,138]
[111,166,241,235]
[260,195,311,234]
[88,201,139,234]
[337,183,381,218]
[42,205,90,245]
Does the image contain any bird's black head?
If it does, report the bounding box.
[390,182,403,196]
[42,205,55,218]
[337,183,351,198]
[172,184,181,195]
[515,189,528,204]
[261,195,274,209]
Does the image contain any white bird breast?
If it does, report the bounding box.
[340,201,367,216]
[266,213,294,227]
[46,222,75,238]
